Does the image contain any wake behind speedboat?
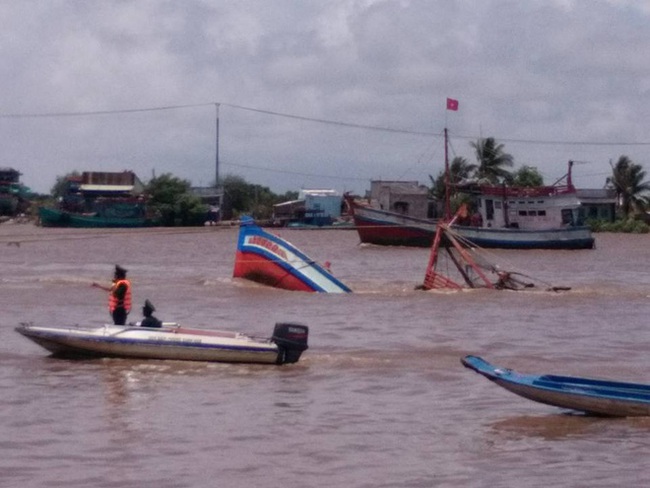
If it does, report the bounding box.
[16,322,309,365]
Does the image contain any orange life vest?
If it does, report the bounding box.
[108,279,132,312]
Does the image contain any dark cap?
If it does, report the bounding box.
[115,265,127,277]
[143,299,155,312]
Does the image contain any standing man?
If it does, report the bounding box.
[93,265,132,325]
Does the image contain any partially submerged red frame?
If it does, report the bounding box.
[422,205,496,290]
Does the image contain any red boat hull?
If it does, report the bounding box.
[233,250,318,292]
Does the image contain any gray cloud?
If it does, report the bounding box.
[2,0,649,193]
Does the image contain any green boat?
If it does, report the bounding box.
[38,201,158,228]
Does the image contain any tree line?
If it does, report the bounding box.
[430,136,650,221]
[47,171,298,226]
[43,137,650,226]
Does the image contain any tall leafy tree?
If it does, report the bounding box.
[512,165,544,187]
[221,173,297,219]
[50,171,81,198]
[146,173,207,226]
[470,137,514,184]
[607,156,650,218]
[221,174,253,214]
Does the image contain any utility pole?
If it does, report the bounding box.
[215,103,220,187]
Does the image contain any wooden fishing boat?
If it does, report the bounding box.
[461,355,650,417]
[345,157,594,250]
[38,206,157,228]
[39,171,160,228]
[343,196,437,247]
[16,322,309,365]
[233,216,352,293]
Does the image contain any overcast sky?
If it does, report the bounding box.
[3,0,650,194]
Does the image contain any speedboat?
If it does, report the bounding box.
[15,322,309,365]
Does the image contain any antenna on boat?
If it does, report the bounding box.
[550,160,575,189]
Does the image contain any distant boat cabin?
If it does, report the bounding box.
[0,167,31,216]
[60,171,146,217]
[273,189,344,226]
[576,188,617,223]
[367,180,436,219]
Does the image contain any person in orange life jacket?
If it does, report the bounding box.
[92,265,132,325]
[140,299,162,328]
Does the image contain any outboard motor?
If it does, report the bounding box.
[272,323,309,365]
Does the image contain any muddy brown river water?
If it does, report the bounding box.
[1,224,648,487]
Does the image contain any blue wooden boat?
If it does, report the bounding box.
[461,355,650,417]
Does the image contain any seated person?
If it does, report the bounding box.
[140,299,162,328]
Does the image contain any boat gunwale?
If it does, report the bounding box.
[462,355,650,416]
[16,325,279,354]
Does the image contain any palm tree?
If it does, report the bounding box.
[450,156,477,184]
[607,156,650,218]
[470,137,514,184]
[429,156,476,200]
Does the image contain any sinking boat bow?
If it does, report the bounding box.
[233,216,352,293]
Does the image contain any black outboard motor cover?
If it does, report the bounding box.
[272,323,309,364]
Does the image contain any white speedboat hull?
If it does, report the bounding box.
[16,322,309,365]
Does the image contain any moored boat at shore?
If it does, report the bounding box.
[346,161,594,250]
[38,171,159,228]
[38,205,157,228]
[16,321,309,365]
[343,196,437,247]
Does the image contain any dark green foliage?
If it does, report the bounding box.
[512,166,544,187]
[606,156,650,218]
[50,171,81,198]
[429,156,476,200]
[471,137,514,184]
[146,173,207,226]
[221,173,297,219]
[146,173,191,205]
[587,218,649,234]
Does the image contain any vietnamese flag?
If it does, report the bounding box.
[446,98,459,111]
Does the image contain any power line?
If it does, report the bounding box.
[1,100,650,147]
[220,102,434,136]
[223,160,370,182]
[451,133,650,147]
[0,103,212,119]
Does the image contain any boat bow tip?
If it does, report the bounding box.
[460,354,486,371]
[461,355,510,379]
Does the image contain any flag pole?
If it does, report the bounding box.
[443,98,459,220]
